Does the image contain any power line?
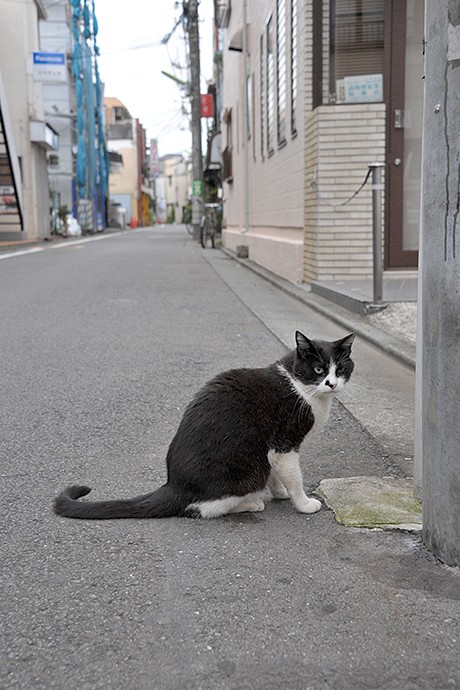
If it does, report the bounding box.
[99,40,164,56]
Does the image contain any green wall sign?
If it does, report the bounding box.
[192,180,203,196]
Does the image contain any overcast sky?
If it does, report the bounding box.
[94,0,214,158]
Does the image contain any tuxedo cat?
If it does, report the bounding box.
[54,331,355,520]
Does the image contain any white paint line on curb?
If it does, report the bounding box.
[0,228,149,261]
[0,247,44,261]
[49,230,131,250]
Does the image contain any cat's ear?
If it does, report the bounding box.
[336,333,356,352]
[295,331,314,358]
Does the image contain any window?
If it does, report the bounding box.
[291,0,298,134]
[236,100,240,151]
[266,16,275,154]
[327,0,384,104]
[223,108,233,182]
[113,106,126,122]
[247,73,252,140]
[226,112,233,149]
[252,74,256,161]
[48,154,59,168]
[277,0,287,146]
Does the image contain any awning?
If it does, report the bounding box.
[29,121,59,150]
[228,27,242,52]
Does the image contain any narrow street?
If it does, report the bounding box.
[1,226,458,690]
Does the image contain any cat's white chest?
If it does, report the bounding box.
[277,364,333,434]
[308,395,332,434]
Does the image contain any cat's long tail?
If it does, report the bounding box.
[53,484,184,519]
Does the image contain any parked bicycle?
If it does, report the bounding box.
[200,202,220,249]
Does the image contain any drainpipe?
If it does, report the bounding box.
[241,0,249,234]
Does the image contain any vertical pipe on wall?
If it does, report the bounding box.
[369,162,385,305]
[242,0,250,234]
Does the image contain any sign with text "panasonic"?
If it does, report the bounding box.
[33,52,67,82]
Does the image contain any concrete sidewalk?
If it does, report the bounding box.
[221,247,417,370]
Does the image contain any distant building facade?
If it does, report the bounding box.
[0,0,108,239]
[0,0,57,240]
[158,154,190,224]
[105,97,153,227]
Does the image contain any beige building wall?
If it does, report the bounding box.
[162,155,189,223]
[222,0,308,283]
[105,98,140,224]
[108,138,138,222]
[221,1,407,285]
[163,156,182,222]
[173,159,189,223]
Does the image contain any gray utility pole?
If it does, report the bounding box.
[418,0,460,566]
[185,0,203,241]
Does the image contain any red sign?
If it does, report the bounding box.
[200,94,214,118]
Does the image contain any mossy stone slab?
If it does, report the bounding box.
[315,476,422,531]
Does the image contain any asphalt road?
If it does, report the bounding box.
[1,226,459,690]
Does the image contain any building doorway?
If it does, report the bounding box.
[384,0,423,269]
[322,0,423,270]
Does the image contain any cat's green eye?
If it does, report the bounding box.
[314,364,324,375]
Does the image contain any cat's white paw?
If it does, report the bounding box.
[248,498,265,512]
[231,497,265,513]
[294,497,322,514]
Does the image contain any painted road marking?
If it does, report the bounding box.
[0,228,150,261]
[0,247,44,260]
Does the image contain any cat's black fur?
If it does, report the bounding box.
[54,331,355,520]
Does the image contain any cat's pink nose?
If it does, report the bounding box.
[326,380,337,390]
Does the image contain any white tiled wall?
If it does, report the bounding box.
[222,1,386,285]
[304,104,386,282]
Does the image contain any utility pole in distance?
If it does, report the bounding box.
[185,0,203,241]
